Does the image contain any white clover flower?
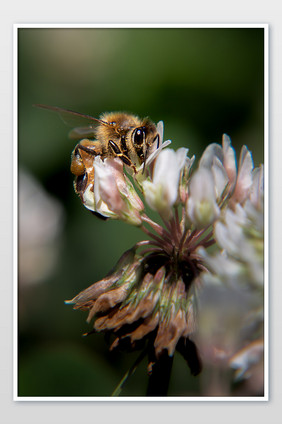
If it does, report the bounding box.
[214,205,248,257]
[186,167,220,228]
[94,157,144,225]
[66,127,264,397]
[92,158,123,217]
[199,135,237,199]
[142,147,188,220]
[19,169,65,286]
[197,247,245,283]
[195,153,264,395]
[214,192,263,288]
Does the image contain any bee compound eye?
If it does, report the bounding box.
[133,128,145,145]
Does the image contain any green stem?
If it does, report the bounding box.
[111,348,147,396]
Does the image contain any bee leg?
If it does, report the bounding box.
[153,133,160,149]
[78,145,98,155]
[108,140,123,155]
[108,140,137,172]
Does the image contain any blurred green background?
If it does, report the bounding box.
[18,27,265,397]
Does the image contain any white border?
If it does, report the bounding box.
[13,23,18,404]
[263,25,269,402]
[13,23,269,402]
[14,23,266,29]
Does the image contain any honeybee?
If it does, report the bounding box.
[35,105,162,212]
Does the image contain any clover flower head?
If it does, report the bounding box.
[66,125,264,396]
[194,143,264,395]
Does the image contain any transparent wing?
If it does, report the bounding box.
[34,104,109,139]
[68,126,97,140]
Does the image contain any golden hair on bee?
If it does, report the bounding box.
[34,105,162,210]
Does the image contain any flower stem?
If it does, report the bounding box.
[139,247,164,255]
[141,214,172,242]
[188,228,214,251]
[140,225,172,253]
[174,207,182,240]
[135,240,152,248]
[141,214,165,235]
[111,348,148,396]
[146,351,174,396]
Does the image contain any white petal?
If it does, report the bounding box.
[214,221,239,255]
[250,165,264,209]
[232,146,254,203]
[156,120,164,145]
[187,167,220,228]
[199,143,223,169]
[211,156,229,198]
[138,139,171,172]
[143,148,188,219]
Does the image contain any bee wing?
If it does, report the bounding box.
[68,126,97,140]
[34,104,109,139]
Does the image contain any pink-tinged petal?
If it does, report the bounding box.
[199,135,237,194]
[93,157,143,225]
[94,157,124,213]
[222,134,237,186]
[232,145,254,204]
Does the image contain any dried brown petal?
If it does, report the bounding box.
[87,282,132,321]
[183,300,196,336]
[155,307,188,357]
[109,313,160,351]
[94,282,160,331]
[128,313,160,342]
[66,248,138,308]
[66,274,121,310]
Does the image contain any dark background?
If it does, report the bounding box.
[18,27,264,396]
